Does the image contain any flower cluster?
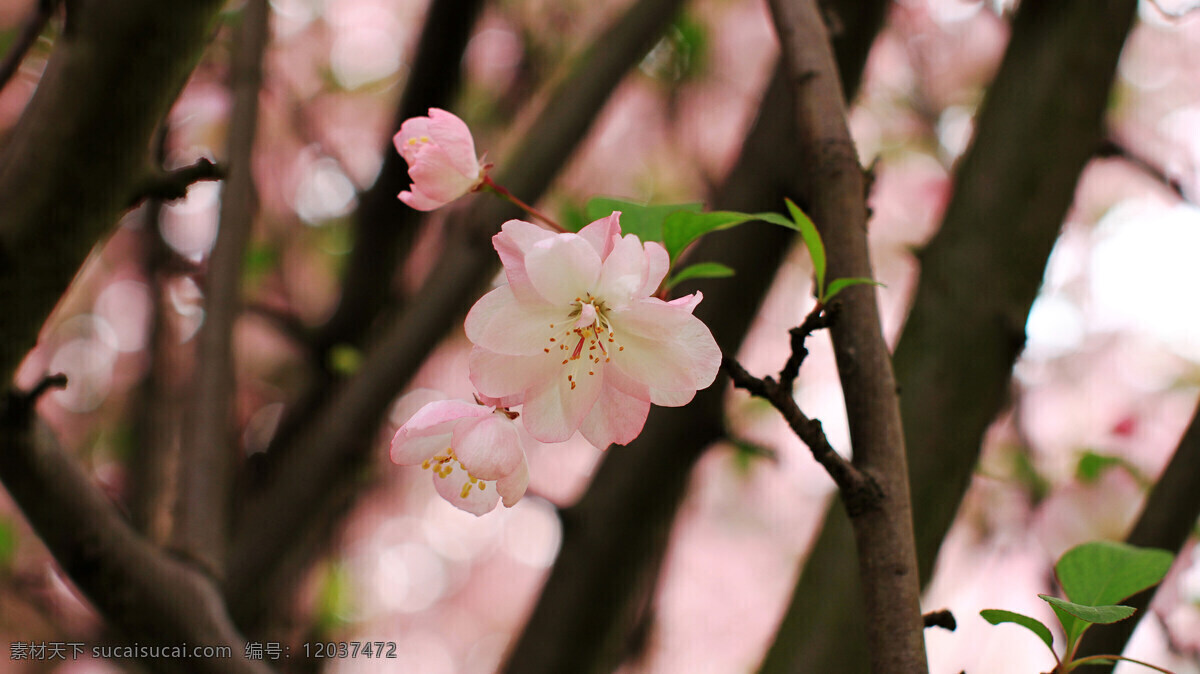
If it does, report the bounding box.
[390,110,720,516]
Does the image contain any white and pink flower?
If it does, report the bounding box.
[390,394,528,516]
[393,108,487,211]
[464,213,721,448]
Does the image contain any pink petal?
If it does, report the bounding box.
[524,234,602,306]
[452,414,525,480]
[497,459,529,507]
[666,290,703,313]
[393,116,433,164]
[401,399,492,435]
[519,356,604,443]
[650,387,695,407]
[390,429,451,466]
[494,219,556,302]
[596,234,649,309]
[608,299,720,392]
[468,347,558,399]
[432,465,501,516]
[407,144,478,202]
[425,108,481,178]
[579,377,651,448]
[639,241,670,297]
[399,187,449,211]
[465,285,564,356]
[578,211,621,260]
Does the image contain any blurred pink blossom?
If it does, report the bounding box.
[390,393,528,516]
[393,108,486,210]
[464,213,720,448]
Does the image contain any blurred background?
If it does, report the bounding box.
[1,0,1199,672]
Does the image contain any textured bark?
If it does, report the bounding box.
[769,0,927,671]
[224,0,689,631]
[1074,400,1200,666]
[761,1,1140,671]
[0,0,224,381]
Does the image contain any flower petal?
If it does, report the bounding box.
[596,234,649,309]
[465,285,563,356]
[406,144,478,202]
[494,219,556,302]
[393,117,432,164]
[524,234,602,306]
[579,377,650,448]
[650,387,695,407]
[609,299,720,392]
[399,186,450,211]
[578,211,621,260]
[452,414,525,480]
[639,241,669,297]
[519,356,604,443]
[425,108,481,178]
[497,458,529,507]
[468,347,557,399]
[400,399,492,435]
[390,429,451,466]
[432,465,501,516]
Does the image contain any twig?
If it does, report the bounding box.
[1096,138,1188,201]
[127,158,224,207]
[723,353,882,516]
[922,609,956,632]
[173,0,270,576]
[777,302,837,392]
[0,0,58,95]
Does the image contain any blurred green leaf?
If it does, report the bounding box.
[662,210,792,264]
[785,199,825,298]
[315,562,354,631]
[980,609,1055,652]
[328,344,363,376]
[0,518,16,571]
[243,244,278,285]
[583,197,702,242]
[665,261,734,289]
[824,277,884,302]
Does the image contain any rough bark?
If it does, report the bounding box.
[760,1,1141,671]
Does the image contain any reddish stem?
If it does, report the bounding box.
[481,174,565,232]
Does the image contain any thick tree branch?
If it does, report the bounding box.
[127,158,224,207]
[763,1,1141,671]
[1073,399,1200,667]
[0,377,268,674]
[173,0,270,578]
[768,0,927,671]
[0,0,224,381]
[225,0,690,631]
[0,0,58,95]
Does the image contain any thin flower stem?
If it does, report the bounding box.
[1068,655,1176,674]
[481,174,565,232]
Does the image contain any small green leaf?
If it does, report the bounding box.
[1040,596,1137,625]
[0,518,17,571]
[785,199,825,298]
[665,262,735,289]
[980,609,1055,652]
[583,197,702,242]
[824,277,884,302]
[1056,541,1174,608]
[662,210,800,264]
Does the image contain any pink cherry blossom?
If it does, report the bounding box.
[464,213,721,448]
[393,108,487,211]
[390,393,528,516]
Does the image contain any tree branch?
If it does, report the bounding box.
[225,0,691,632]
[767,0,927,671]
[173,0,270,577]
[0,0,58,95]
[127,158,224,207]
[761,0,1141,670]
[0,376,269,674]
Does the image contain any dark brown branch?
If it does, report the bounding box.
[173,0,270,577]
[127,158,224,207]
[1,376,269,674]
[1073,399,1200,666]
[226,0,690,632]
[923,609,957,632]
[723,352,881,516]
[768,0,927,671]
[0,0,58,95]
[777,302,836,391]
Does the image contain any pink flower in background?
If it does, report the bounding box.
[465,213,721,448]
[393,108,486,211]
[390,395,528,516]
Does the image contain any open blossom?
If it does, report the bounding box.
[390,393,528,516]
[464,213,721,448]
[393,108,486,211]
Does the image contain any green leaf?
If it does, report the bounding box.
[328,344,363,375]
[662,210,797,264]
[980,609,1055,652]
[582,197,702,242]
[1056,541,1174,608]
[824,277,884,302]
[785,199,825,298]
[1040,596,1137,625]
[665,262,735,289]
[0,518,16,571]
